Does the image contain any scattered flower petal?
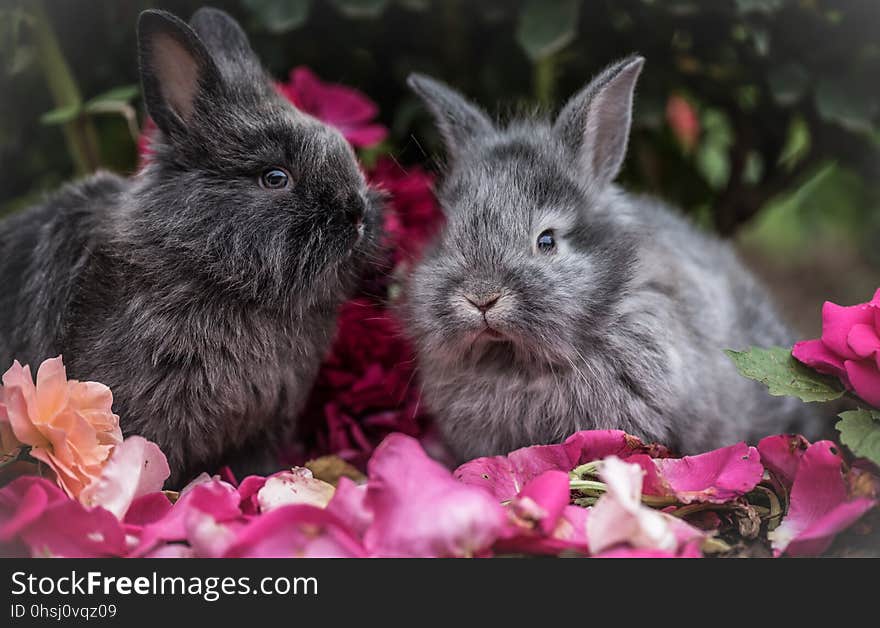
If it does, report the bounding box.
[770,441,876,556]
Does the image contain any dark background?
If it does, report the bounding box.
[1,0,878,333]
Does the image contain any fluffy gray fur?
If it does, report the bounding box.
[0,8,379,484]
[404,56,819,462]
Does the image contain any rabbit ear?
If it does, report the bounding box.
[553,56,644,188]
[137,10,222,138]
[189,8,261,80]
[407,74,494,157]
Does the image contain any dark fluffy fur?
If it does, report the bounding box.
[0,8,379,484]
[404,58,820,462]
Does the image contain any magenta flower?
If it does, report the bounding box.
[793,288,880,407]
[455,429,668,502]
[650,442,763,504]
[769,440,876,556]
[363,433,507,557]
[277,67,387,148]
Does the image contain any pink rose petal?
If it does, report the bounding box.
[821,301,874,361]
[770,440,876,556]
[256,468,335,513]
[587,457,704,555]
[757,434,810,487]
[792,339,849,381]
[510,470,571,535]
[78,436,170,519]
[652,442,763,504]
[364,434,507,557]
[844,359,880,408]
[131,480,241,557]
[223,505,365,558]
[455,430,661,502]
[848,324,880,358]
[326,477,372,538]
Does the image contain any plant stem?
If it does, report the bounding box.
[533,54,556,107]
[30,0,101,174]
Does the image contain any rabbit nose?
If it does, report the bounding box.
[465,293,501,313]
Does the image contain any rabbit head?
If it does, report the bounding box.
[404,57,645,373]
[128,8,377,307]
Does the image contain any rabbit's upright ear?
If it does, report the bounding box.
[407,74,494,159]
[553,56,644,189]
[137,10,222,138]
[189,8,261,81]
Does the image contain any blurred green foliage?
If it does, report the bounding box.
[0,0,878,288]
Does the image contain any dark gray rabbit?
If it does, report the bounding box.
[0,8,378,483]
[404,56,819,461]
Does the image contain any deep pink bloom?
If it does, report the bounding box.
[455,430,668,502]
[277,67,387,148]
[223,505,366,558]
[651,442,763,504]
[770,440,876,556]
[757,434,810,487]
[793,288,880,407]
[295,298,439,468]
[369,158,444,265]
[363,434,507,557]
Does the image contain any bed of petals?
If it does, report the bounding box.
[1,67,878,558]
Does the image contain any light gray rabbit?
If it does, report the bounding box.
[0,8,378,484]
[404,56,819,461]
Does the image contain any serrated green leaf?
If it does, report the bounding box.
[331,0,389,19]
[40,103,81,126]
[725,346,846,402]
[516,0,580,62]
[836,409,880,466]
[243,0,311,33]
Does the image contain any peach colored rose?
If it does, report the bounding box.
[0,356,122,499]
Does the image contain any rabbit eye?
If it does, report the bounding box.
[536,229,556,253]
[260,168,290,190]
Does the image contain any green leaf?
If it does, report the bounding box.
[768,63,809,106]
[836,409,880,466]
[84,84,140,109]
[516,0,580,62]
[735,0,784,13]
[725,346,846,402]
[331,0,389,19]
[815,78,878,135]
[40,103,81,126]
[243,0,311,33]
